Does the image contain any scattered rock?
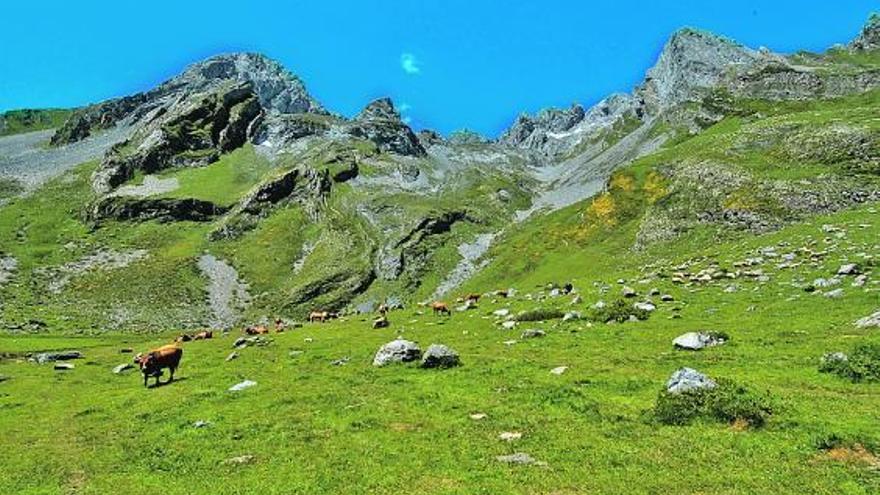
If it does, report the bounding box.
[223,454,255,466]
[32,351,82,364]
[373,338,422,366]
[495,452,545,466]
[499,432,522,441]
[660,294,675,302]
[469,413,487,420]
[112,363,134,374]
[501,321,517,330]
[520,329,546,339]
[229,380,257,392]
[193,420,211,428]
[837,263,861,276]
[550,366,568,375]
[824,288,845,299]
[673,332,727,351]
[634,302,656,312]
[420,344,461,369]
[493,309,510,317]
[225,352,239,362]
[666,367,716,394]
[856,310,880,328]
[331,357,350,366]
[820,352,849,368]
[562,311,581,322]
[622,286,637,298]
[54,363,75,371]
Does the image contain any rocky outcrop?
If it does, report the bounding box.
[347,98,426,156]
[377,211,475,282]
[211,167,331,239]
[92,82,263,193]
[501,104,585,149]
[850,13,880,51]
[52,53,325,147]
[88,196,226,223]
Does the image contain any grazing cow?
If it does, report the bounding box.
[309,311,329,323]
[377,303,389,317]
[274,318,285,333]
[192,330,213,340]
[464,293,482,303]
[134,344,183,388]
[245,325,269,335]
[430,301,451,316]
[372,316,389,329]
[174,334,192,343]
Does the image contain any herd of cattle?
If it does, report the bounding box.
[132,289,521,388]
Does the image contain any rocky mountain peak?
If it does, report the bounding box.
[164,52,326,115]
[356,97,402,122]
[500,103,585,149]
[850,13,880,51]
[637,27,760,111]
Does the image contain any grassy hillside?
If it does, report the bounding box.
[0,108,72,136]
[1,201,878,494]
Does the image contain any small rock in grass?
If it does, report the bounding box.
[32,351,82,364]
[193,420,211,428]
[112,363,134,374]
[0,375,9,383]
[229,380,257,392]
[119,348,134,354]
[331,357,350,366]
[499,431,522,441]
[469,413,487,420]
[673,332,727,351]
[562,311,581,322]
[225,352,239,362]
[837,263,860,276]
[550,366,568,375]
[824,288,844,299]
[223,454,255,465]
[54,363,75,371]
[856,311,880,328]
[420,344,460,369]
[622,286,637,298]
[502,340,518,346]
[660,294,675,302]
[373,339,421,366]
[520,329,545,339]
[496,452,545,466]
[493,309,510,317]
[666,367,716,394]
[501,321,517,330]
[634,302,656,312]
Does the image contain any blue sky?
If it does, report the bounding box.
[1,1,877,136]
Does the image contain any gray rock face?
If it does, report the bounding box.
[837,263,860,276]
[850,14,880,51]
[349,98,425,156]
[91,82,264,194]
[500,104,585,150]
[372,338,422,366]
[637,28,760,112]
[31,351,83,364]
[673,332,726,351]
[420,344,461,369]
[666,367,717,394]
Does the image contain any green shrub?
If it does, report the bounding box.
[653,379,773,427]
[589,299,650,323]
[514,308,565,322]
[819,343,880,382]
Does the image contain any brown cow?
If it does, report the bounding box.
[464,293,482,303]
[430,301,451,316]
[174,334,192,343]
[244,325,269,335]
[134,344,183,388]
[192,330,213,340]
[274,318,286,333]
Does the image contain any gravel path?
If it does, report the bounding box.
[197,254,251,330]
[0,126,132,191]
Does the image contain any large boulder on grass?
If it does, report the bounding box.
[420,344,460,369]
[673,332,727,351]
[373,338,421,366]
